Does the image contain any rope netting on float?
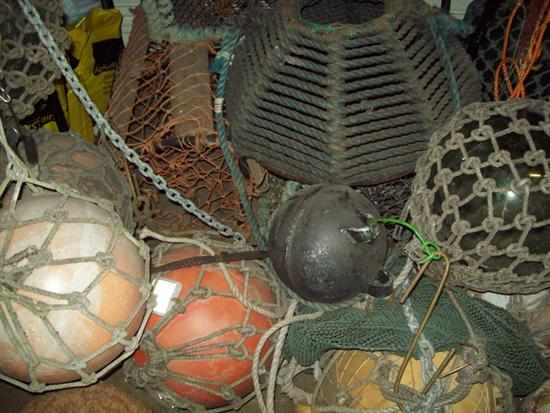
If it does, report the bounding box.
[0,114,152,393]
[125,230,286,412]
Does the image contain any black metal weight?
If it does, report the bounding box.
[268,185,389,303]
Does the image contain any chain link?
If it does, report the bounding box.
[0,86,11,104]
[16,0,245,242]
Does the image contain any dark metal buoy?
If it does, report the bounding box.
[268,185,390,303]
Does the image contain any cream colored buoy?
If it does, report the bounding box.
[0,193,148,388]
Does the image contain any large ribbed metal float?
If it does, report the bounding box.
[226,0,481,185]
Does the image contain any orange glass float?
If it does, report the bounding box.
[0,193,149,389]
[313,350,505,413]
[130,240,280,410]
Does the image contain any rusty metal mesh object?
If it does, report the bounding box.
[0,0,69,119]
[410,99,550,294]
[225,0,481,186]
[124,232,286,412]
[107,8,259,237]
[0,129,134,231]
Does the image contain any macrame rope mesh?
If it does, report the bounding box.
[0,119,152,393]
[124,231,286,412]
[106,7,260,238]
[4,128,135,231]
[410,99,550,293]
[0,0,69,119]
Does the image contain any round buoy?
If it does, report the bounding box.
[315,350,504,412]
[410,99,550,293]
[268,185,389,303]
[127,237,282,410]
[0,193,148,388]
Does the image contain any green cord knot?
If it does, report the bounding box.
[376,217,441,263]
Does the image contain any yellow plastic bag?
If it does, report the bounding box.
[21,81,68,132]
[66,7,123,143]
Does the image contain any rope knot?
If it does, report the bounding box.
[506,243,529,258]
[488,150,511,167]
[450,220,470,237]
[220,385,237,401]
[228,345,246,359]
[475,241,498,257]
[472,125,493,142]
[473,177,496,196]
[513,213,536,230]
[524,149,546,166]
[95,252,115,269]
[240,324,256,337]
[461,156,481,174]
[482,216,504,233]
[191,286,212,299]
[434,168,454,186]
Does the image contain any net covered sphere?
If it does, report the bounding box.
[0,194,147,386]
[410,99,550,293]
[131,244,278,409]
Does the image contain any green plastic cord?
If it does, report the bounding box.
[377,217,441,263]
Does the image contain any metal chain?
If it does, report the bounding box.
[16,0,245,242]
[0,86,11,104]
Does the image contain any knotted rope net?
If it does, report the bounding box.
[106,7,261,238]
[246,253,544,413]
[281,276,547,397]
[0,128,135,231]
[0,0,69,120]
[410,98,550,294]
[0,117,152,393]
[124,230,286,412]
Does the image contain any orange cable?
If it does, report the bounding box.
[494,0,550,100]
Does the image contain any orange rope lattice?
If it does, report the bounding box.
[494,0,550,100]
[106,7,259,237]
